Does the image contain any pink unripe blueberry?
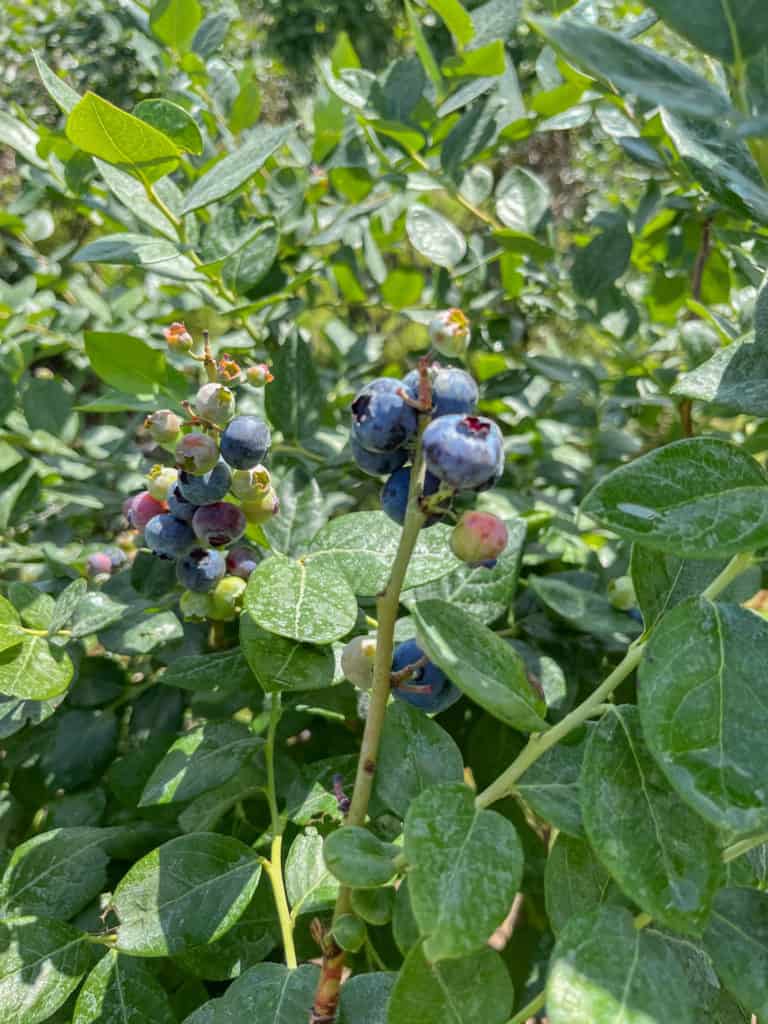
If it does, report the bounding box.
[127,491,167,529]
[86,552,113,577]
[450,511,508,565]
[176,432,219,474]
[341,635,377,689]
[193,502,246,547]
[226,546,259,580]
[429,308,470,357]
[145,409,182,445]
[230,466,271,501]
[195,383,235,426]
[242,487,280,525]
[245,363,274,387]
[147,465,178,502]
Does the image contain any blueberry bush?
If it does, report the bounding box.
[3,0,768,1021]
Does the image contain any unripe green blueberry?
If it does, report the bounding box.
[429,308,470,357]
[608,576,637,612]
[176,432,219,474]
[163,322,193,350]
[180,590,212,621]
[208,575,247,621]
[245,363,274,386]
[195,382,235,426]
[450,511,508,564]
[341,635,377,690]
[242,486,280,525]
[231,465,271,501]
[145,409,182,445]
[147,465,179,502]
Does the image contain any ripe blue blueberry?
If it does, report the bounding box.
[422,414,503,490]
[404,366,478,418]
[192,501,246,547]
[391,638,457,712]
[220,416,271,469]
[178,460,231,506]
[144,514,197,559]
[351,378,417,453]
[351,436,408,477]
[167,483,198,522]
[176,548,226,592]
[381,466,443,526]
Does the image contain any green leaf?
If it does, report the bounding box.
[139,721,262,806]
[159,649,258,693]
[517,729,589,836]
[222,225,279,294]
[0,827,112,920]
[73,950,175,1024]
[571,219,632,297]
[239,615,337,692]
[309,512,461,596]
[66,92,179,184]
[0,916,94,1024]
[244,554,358,645]
[149,0,202,53]
[495,167,550,233]
[178,761,267,834]
[264,469,325,556]
[404,782,523,961]
[134,98,203,154]
[581,706,720,935]
[374,701,464,819]
[411,599,548,731]
[351,887,395,926]
[0,112,47,170]
[323,827,399,888]
[442,40,506,78]
[0,636,73,700]
[440,99,498,178]
[181,963,318,1024]
[645,0,768,62]
[533,17,732,120]
[0,596,24,654]
[673,338,768,415]
[69,592,128,639]
[581,437,768,558]
[339,972,395,1024]
[33,52,80,114]
[74,236,200,281]
[387,944,514,1024]
[703,887,768,1017]
[426,0,474,45]
[285,827,339,917]
[639,597,768,836]
[528,574,641,638]
[181,124,293,213]
[545,834,625,935]
[405,2,443,91]
[48,579,87,636]
[113,833,262,956]
[84,332,166,395]
[405,205,467,268]
[94,160,180,240]
[264,334,324,442]
[547,906,694,1024]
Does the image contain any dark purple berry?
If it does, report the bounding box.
[178,460,231,506]
[167,483,197,522]
[226,546,259,580]
[381,467,443,527]
[391,638,455,712]
[192,502,246,547]
[351,436,408,477]
[176,548,226,592]
[144,514,197,559]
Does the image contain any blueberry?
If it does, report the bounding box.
[176,548,226,592]
[404,366,478,418]
[145,409,182,445]
[391,638,450,712]
[208,575,247,621]
[167,483,198,522]
[341,635,377,689]
[192,502,246,547]
[242,487,280,525]
[176,432,220,475]
[195,382,235,426]
[230,466,271,501]
[429,308,471,357]
[381,466,442,527]
[226,546,260,580]
[220,415,271,469]
[351,436,408,477]
[422,414,503,491]
[128,491,167,529]
[144,514,197,559]
[351,378,417,453]
[450,511,508,564]
[86,552,113,577]
[147,465,178,502]
[178,459,231,505]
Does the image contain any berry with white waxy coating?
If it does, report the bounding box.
[403,366,478,418]
[195,382,235,426]
[220,415,271,469]
[167,483,198,522]
[350,378,417,453]
[176,432,220,475]
[341,635,377,689]
[144,514,197,559]
[192,502,246,547]
[391,638,450,712]
[127,491,166,529]
[208,575,247,621]
[381,466,443,527]
[429,308,470,357]
[230,465,271,501]
[422,414,503,491]
[450,511,509,565]
[350,437,408,477]
[147,465,179,502]
[178,460,231,505]
[176,548,226,593]
[226,546,259,580]
[242,487,280,525]
[145,409,182,445]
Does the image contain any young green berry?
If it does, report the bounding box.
[145,409,182,445]
[180,589,212,622]
[245,363,274,386]
[242,486,280,525]
[176,432,220,475]
[450,511,508,565]
[341,635,377,690]
[230,465,271,501]
[195,382,235,426]
[147,465,179,502]
[608,576,637,612]
[429,308,470,358]
[208,575,247,621]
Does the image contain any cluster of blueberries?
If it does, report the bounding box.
[122,325,278,622]
[342,312,510,713]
